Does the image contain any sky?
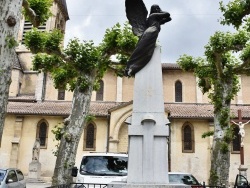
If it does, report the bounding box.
[64,0,234,63]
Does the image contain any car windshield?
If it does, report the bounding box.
[80,156,128,176]
[169,174,200,185]
[0,170,6,182]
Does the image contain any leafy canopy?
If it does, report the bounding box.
[22,0,53,26]
[24,22,138,92]
[177,0,250,157]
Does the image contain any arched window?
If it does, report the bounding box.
[182,123,194,153]
[232,125,240,153]
[96,80,104,101]
[175,81,182,102]
[58,89,65,100]
[84,123,96,150]
[36,120,48,148]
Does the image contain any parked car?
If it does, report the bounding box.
[168,172,201,187]
[0,168,26,188]
[234,174,250,188]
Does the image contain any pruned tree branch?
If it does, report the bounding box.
[22,0,40,27]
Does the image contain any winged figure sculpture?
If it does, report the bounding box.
[124,0,171,76]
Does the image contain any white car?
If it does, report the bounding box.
[73,152,128,185]
[169,172,201,187]
[0,168,26,188]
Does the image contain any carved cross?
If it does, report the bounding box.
[231,110,245,165]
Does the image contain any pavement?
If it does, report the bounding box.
[26,182,52,188]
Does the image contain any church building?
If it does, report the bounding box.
[0,0,250,185]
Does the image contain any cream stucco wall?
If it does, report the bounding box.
[170,119,212,184]
[9,70,22,97]
[75,118,109,169]
[0,115,64,177]
[0,115,16,168]
[102,71,118,101]
[163,69,197,103]
[122,77,134,102]
[241,75,250,104]
[21,73,37,95]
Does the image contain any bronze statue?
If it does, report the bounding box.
[124,0,171,76]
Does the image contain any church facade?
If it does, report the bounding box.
[0,0,250,185]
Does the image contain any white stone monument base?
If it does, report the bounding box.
[28,161,41,179]
[108,182,191,188]
[238,165,248,178]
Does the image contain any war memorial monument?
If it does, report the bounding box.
[108,0,190,187]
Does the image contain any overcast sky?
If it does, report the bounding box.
[64,0,234,63]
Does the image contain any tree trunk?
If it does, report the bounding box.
[209,110,230,186]
[0,0,22,141]
[209,82,233,186]
[52,73,95,185]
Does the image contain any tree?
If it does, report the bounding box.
[0,0,52,143]
[177,0,250,186]
[24,23,137,185]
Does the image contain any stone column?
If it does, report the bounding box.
[116,76,123,102]
[108,46,189,187]
[10,116,24,168]
[35,72,45,101]
[127,46,169,184]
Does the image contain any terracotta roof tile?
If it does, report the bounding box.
[165,103,214,119]
[7,101,124,117]
[162,63,180,70]
[13,52,22,70]
[7,101,250,119]
[165,103,250,119]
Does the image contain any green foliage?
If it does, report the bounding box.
[51,124,64,141]
[219,108,230,127]
[177,1,250,170]
[23,0,53,25]
[202,131,214,138]
[85,115,95,123]
[240,43,250,63]
[210,170,219,185]
[220,0,250,28]
[65,39,102,74]
[101,23,137,56]
[25,22,136,92]
[220,141,229,153]
[51,123,64,156]
[177,55,199,71]
[100,23,138,76]
[5,36,18,48]
[223,127,234,143]
[25,28,63,54]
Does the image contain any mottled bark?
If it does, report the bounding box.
[210,110,231,186]
[52,72,96,185]
[209,80,234,186]
[0,0,22,141]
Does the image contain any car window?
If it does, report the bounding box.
[7,170,18,183]
[16,170,24,181]
[0,170,6,181]
[236,174,249,186]
[169,174,200,185]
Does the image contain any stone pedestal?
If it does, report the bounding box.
[28,161,41,179]
[126,46,170,185]
[108,182,191,188]
[238,165,248,178]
